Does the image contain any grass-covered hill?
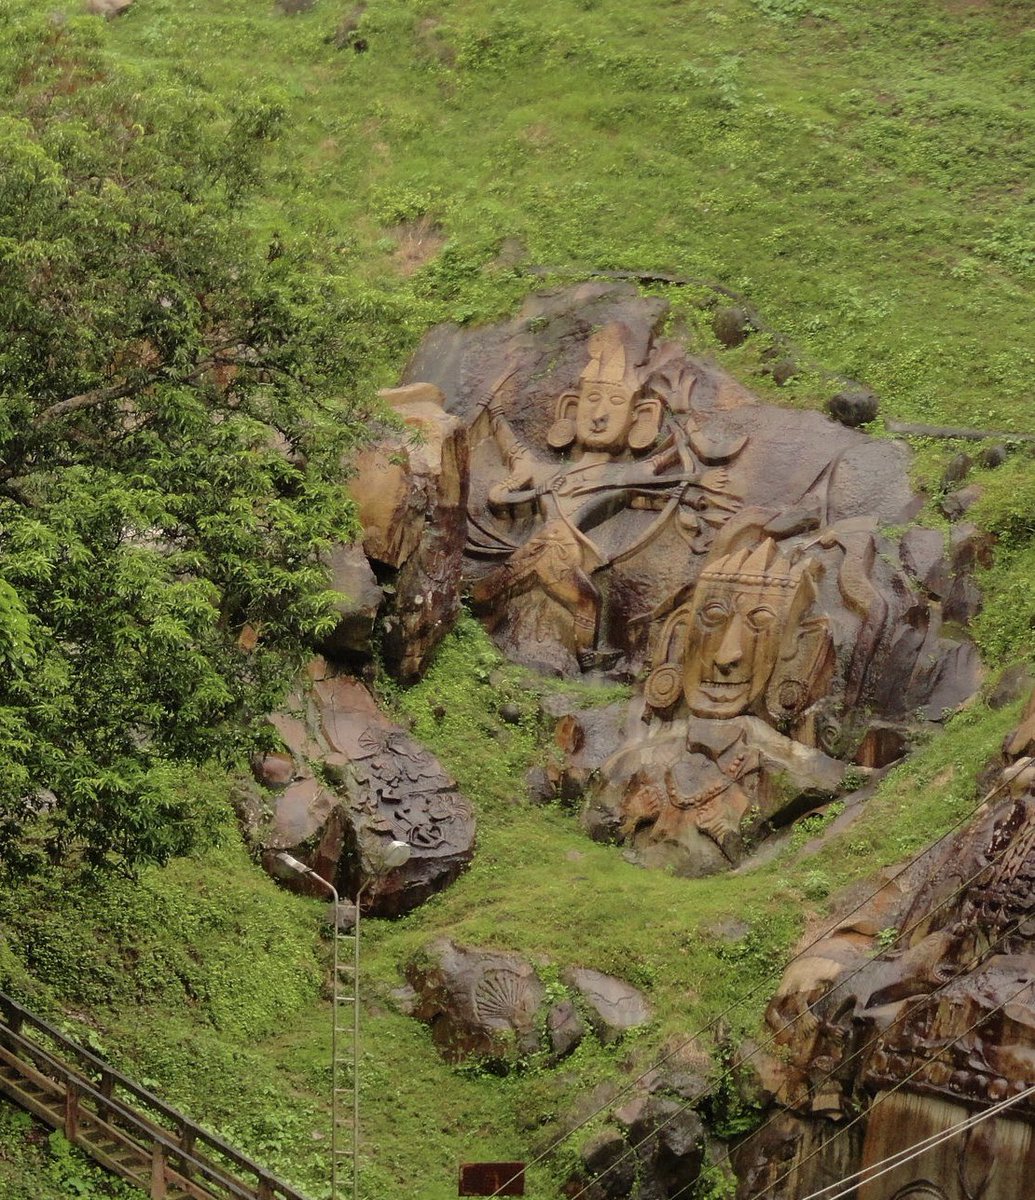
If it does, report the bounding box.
[0,1,1033,1198]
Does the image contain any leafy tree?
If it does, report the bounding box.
[0,11,379,872]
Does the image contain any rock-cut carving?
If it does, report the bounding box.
[584,501,981,877]
[473,967,536,1027]
[736,723,1035,1200]
[645,537,831,723]
[467,321,744,671]
[397,286,982,876]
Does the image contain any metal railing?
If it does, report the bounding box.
[0,991,313,1200]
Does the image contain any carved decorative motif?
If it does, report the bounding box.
[742,728,1035,1200]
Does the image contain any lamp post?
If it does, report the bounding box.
[275,839,411,1200]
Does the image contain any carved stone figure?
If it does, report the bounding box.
[468,322,742,670]
[738,718,1035,1200]
[393,285,982,875]
[646,536,830,723]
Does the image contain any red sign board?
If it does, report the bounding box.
[458,1162,526,1196]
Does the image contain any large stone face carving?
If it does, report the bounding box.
[649,537,829,723]
[583,504,980,876]
[738,719,1035,1200]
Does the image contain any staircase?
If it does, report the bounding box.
[0,991,313,1200]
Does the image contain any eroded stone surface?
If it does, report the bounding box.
[348,383,468,681]
[562,967,652,1043]
[403,941,653,1068]
[739,707,1035,1200]
[318,543,383,662]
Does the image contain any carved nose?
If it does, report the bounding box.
[715,619,744,673]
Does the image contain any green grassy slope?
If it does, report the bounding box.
[2,0,1034,1197]
[100,0,1035,429]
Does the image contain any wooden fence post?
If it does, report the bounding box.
[64,1083,79,1143]
[150,1144,168,1199]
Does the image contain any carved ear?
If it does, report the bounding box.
[628,396,662,452]
[548,392,579,449]
[644,603,692,714]
[765,570,834,722]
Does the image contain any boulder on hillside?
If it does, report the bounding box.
[562,966,652,1043]
[85,0,133,15]
[404,940,546,1065]
[254,660,475,916]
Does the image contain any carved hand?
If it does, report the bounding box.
[698,467,729,493]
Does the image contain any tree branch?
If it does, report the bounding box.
[36,380,139,426]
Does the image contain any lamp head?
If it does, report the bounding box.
[274,851,312,877]
[380,839,411,872]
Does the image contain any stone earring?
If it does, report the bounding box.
[547,417,576,449]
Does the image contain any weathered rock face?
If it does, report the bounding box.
[562,966,653,1044]
[252,659,475,915]
[399,285,983,877]
[317,543,383,663]
[567,1039,713,1200]
[347,383,468,682]
[402,940,650,1069]
[405,284,919,678]
[738,709,1035,1200]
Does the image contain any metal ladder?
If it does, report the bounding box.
[331,907,361,1200]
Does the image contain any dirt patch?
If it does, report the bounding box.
[416,15,455,66]
[391,215,445,275]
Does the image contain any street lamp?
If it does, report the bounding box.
[275,840,411,1200]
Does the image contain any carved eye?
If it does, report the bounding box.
[584,390,602,404]
[746,606,777,632]
[699,601,730,628]
[608,391,628,407]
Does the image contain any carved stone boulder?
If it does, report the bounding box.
[348,383,469,681]
[402,942,652,1069]
[404,939,546,1065]
[738,724,1035,1200]
[254,659,475,915]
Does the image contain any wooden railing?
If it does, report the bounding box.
[0,991,313,1200]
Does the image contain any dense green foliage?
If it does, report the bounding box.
[0,11,385,871]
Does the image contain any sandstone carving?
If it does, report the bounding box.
[467,320,744,672]
[403,941,651,1068]
[405,940,546,1065]
[252,659,475,915]
[737,713,1035,1200]
[346,383,468,681]
[397,285,981,877]
[585,501,979,875]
